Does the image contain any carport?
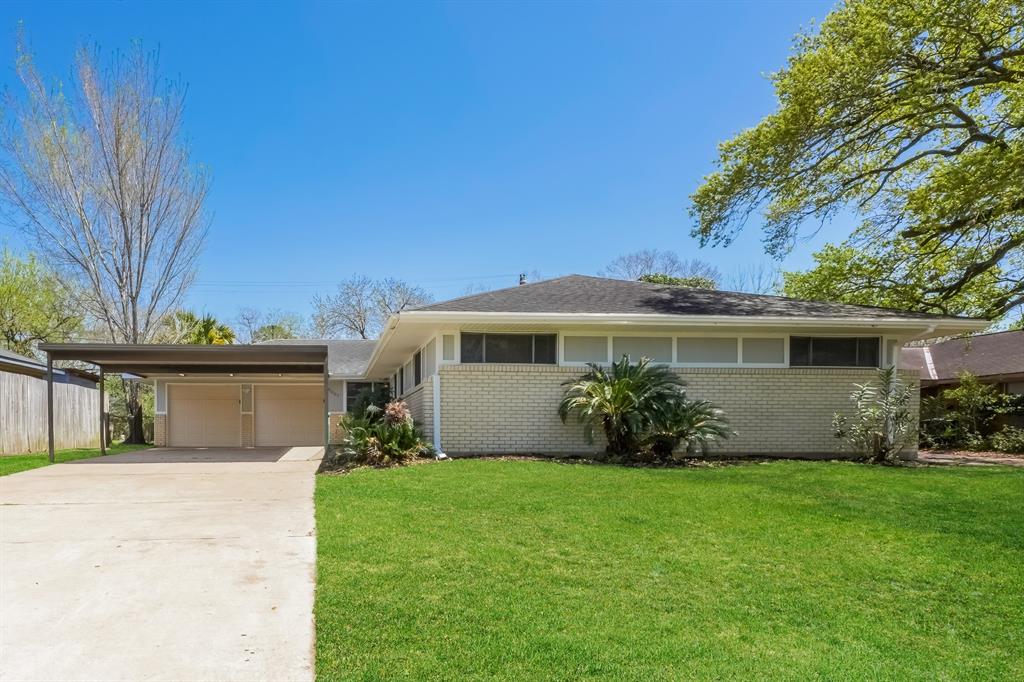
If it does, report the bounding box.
[38,343,330,460]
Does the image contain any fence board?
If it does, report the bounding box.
[0,371,100,455]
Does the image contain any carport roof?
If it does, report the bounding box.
[38,343,328,377]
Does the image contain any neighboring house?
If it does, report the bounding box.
[901,330,1024,428]
[40,275,987,458]
[0,348,102,455]
[901,330,1024,394]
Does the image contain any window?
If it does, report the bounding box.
[442,334,455,361]
[790,336,880,367]
[612,336,672,363]
[414,351,422,385]
[677,337,738,364]
[564,336,609,363]
[742,338,785,364]
[398,366,405,394]
[460,333,557,364]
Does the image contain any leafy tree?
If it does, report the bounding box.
[0,40,210,442]
[782,244,1004,316]
[690,0,1023,319]
[0,250,82,357]
[559,355,686,458]
[639,273,717,289]
[602,250,721,285]
[161,311,235,345]
[313,276,432,339]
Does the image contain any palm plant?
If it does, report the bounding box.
[162,310,236,344]
[647,398,735,460]
[559,355,686,457]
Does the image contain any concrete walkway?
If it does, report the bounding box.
[0,447,322,682]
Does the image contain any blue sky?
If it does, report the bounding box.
[0,0,850,323]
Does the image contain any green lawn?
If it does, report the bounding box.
[315,459,1024,680]
[0,442,151,476]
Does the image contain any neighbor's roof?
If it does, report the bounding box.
[901,330,1024,382]
[260,338,377,377]
[410,275,984,321]
[0,347,100,382]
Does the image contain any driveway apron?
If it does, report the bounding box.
[0,447,321,682]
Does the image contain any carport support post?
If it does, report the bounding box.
[46,352,55,463]
[98,365,106,455]
[323,362,330,450]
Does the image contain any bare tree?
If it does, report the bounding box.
[236,307,305,343]
[312,275,431,339]
[601,249,721,284]
[726,262,782,294]
[0,40,210,442]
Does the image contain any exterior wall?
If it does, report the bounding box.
[403,382,434,444]
[154,414,167,447]
[328,412,345,445]
[437,364,920,458]
[0,370,102,455]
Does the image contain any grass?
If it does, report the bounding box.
[0,442,151,476]
[315,459,1024,680]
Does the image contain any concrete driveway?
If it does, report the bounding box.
[0,447,323,682]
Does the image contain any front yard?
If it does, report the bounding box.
[0,443,151,476]
[315,459,1023,680]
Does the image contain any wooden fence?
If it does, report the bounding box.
[0,371,101,455]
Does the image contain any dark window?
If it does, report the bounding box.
[459,333,557,364]
[346,381,372,409]
[790,336,881,367]
[414,351,422,385]
[399,366,405,393]
[534,334,557,364]
[461,333,484,363]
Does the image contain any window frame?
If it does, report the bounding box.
[789,335,882,368]
[459,332,558,365]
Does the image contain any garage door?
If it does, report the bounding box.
[254,384,323,446]
[168,384,240,447]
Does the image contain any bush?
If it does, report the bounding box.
[918,372,1024,451]
[559,355,686,458]
[337,399,432,467]
[991,426,1024,454]
[833,366,916,464]
[646,398,735,461]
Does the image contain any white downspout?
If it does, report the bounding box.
[431,372,446,458]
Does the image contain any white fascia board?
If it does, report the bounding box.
[397,310,990,330]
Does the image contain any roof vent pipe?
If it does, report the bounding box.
[519,273,527,286]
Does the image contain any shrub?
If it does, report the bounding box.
[559,355,686,459]
[645,398,735,461]
[991,426,1024,454]
[338,399,432,467]
[833,366,916,464]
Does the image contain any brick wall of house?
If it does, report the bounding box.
[154,414,167,447]
[437,364,919,457]
[328,412,345,445]
[403,381,434,443]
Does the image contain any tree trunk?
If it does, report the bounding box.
[123,380,147,444]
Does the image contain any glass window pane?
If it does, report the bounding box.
[564,336,609,363]
[346,381,371,409]
[414,351,422,385]
[742,338,785,364]
[677,337,737,363]
[613,337,673,363]
[812,337,858,366]
[461,333,483,363]
[857,337,880,367]
[790,337,810,365]
[486,334,533,363]
[533,334,557,364]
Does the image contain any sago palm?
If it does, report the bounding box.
[647,398,735,460]
[559,355,686,457]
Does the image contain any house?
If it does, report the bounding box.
[901,329,1024,395]
[39,275,988,458]
[0,347,102,455]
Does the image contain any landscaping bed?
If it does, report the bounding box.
[315,459,1023,680]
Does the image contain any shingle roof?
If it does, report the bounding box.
[411,274,980,321]
[260,338,377,376]
[901,330,1024,382]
